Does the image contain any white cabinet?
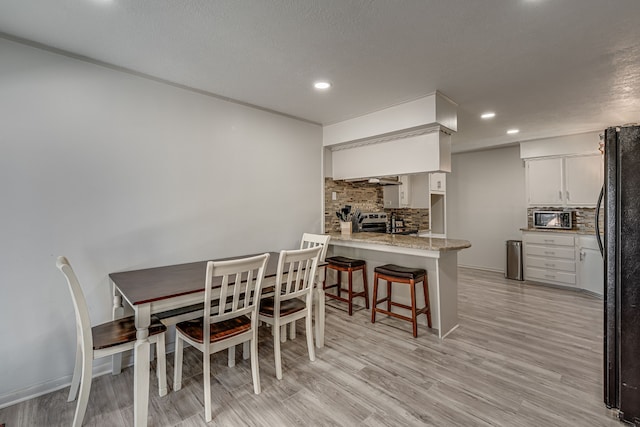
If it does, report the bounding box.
[409,173,429,208]
[577,235,604,296]
[383,175,411,208]
[524,231,604,293]
[527,158,563,206]
[430,172,446,193]
[526,154,602,207]
[429,173,447,236]
[564,155,604,206]
[523,232,577,287]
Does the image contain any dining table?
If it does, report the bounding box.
[109,251,326,427]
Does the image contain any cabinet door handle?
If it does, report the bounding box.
[543,239,554,243]
[559,190,563,200]
[545,263,556,268]
[566,191,570,201]
[544,251,555,255]
[545,274,555,278]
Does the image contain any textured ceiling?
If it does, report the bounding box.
[1,0,639,152]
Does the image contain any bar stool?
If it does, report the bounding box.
[371,264,431,337]
[324,256,369,315]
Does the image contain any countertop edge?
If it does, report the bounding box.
[327,232,471,252]
[520,227,598,236]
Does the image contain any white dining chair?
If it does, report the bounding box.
[300,233,331,261]
[173,253,270,422]
[259,246,322,380]
[56,256,167,427]
[297,233,330,345]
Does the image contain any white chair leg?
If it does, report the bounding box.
[280,325,287,343]
[71,353,92,427]
[250,335,261,394]
[67,341,82,402]
[274,323,283,380]
[289,321,296,340]
[204,351,212,422]
[305,313,316,362]
[156,333,167,396]
[242,341,250,360]
[173,335,184,391]
[228,346,235,367]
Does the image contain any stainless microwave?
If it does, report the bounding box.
[533,211,573,229]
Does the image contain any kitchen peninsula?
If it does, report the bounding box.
[326,232,471,339]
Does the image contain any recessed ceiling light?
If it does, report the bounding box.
[481,112,496,119]
[314,81,331,90]
[507,129,520,134]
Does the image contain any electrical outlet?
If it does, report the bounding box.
[332,191,337,200]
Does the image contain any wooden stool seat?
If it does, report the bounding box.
[326,256,366,268]
[373,264,426,280]
[371,264,431,338]
[324,256,369,316]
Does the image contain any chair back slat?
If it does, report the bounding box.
[275,246,321,305]
[300,233,331,262]
[203,254,270,332]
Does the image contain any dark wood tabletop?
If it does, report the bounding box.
[109,252,280,305]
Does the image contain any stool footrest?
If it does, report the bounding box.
[372,308,413,323]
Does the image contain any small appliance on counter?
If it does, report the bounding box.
[533,210,573,229]
[359,212,419,235]
[360,212,388,232]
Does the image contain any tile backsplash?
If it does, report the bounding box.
[324,178,429,232]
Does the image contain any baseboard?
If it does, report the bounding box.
[0,340,180,410]
[458,264,504,274]
[0,361,113,409]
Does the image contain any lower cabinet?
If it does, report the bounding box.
[577,235,604,296]
[523,231,604,294]
[523,232,577,287]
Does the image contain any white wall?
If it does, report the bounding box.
[447,146,527,271]
[520,131,600,158]
[0,38,322,405]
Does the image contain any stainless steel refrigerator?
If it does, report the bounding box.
[601,124,640,425]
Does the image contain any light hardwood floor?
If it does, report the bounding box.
[0,268,620,426]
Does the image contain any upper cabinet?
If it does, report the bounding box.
[527,157,564,206]
[526,154,603,207]
[383,175,412,208]
[430,172,446,193]
[564,155,603,206]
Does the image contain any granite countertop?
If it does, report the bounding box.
[520,227,597,235]
[327,232,471,252]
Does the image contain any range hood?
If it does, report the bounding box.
[345,177,402,186]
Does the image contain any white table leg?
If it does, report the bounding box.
[315,265,326,348]
[134,304,151,427]
[315,287,325,348]
[112,284,125,375]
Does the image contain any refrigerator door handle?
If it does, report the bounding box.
[596,185,604,255]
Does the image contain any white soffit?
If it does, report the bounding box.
[323,92,457,147]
